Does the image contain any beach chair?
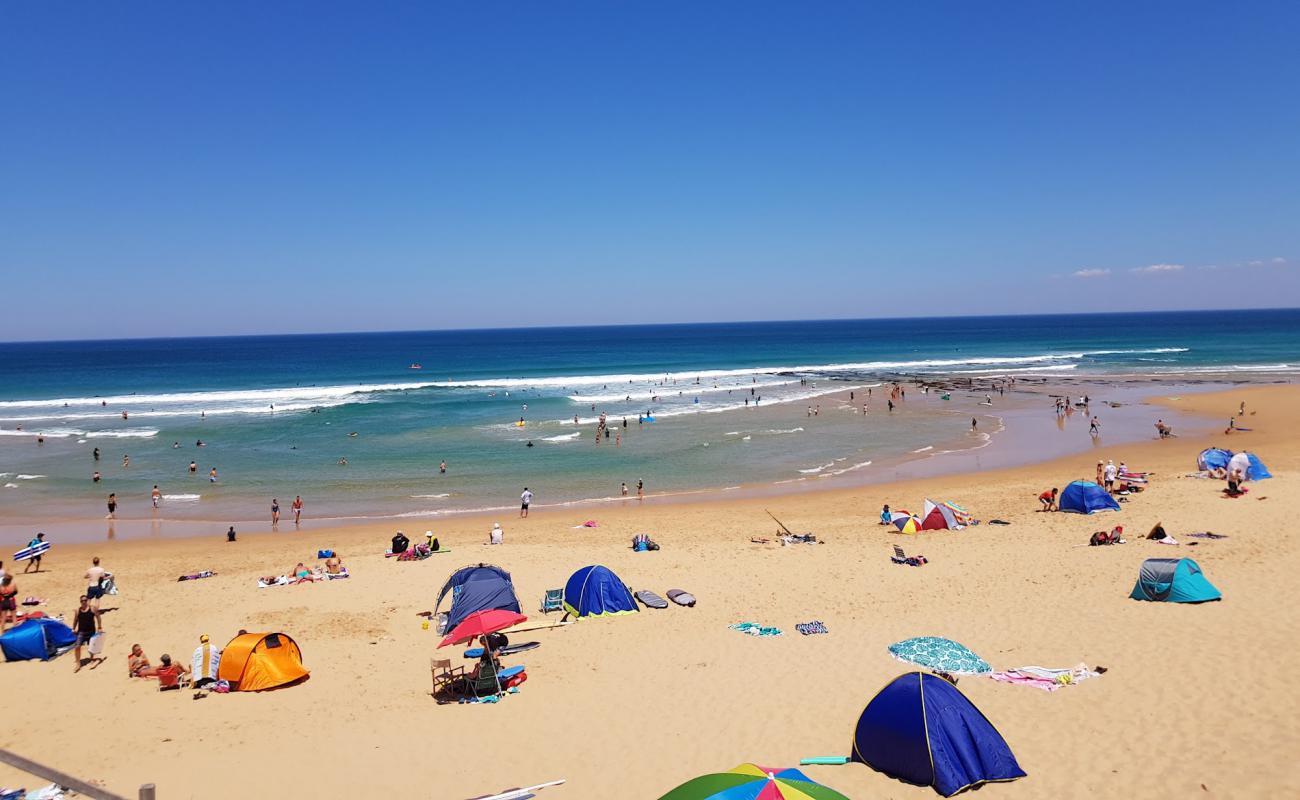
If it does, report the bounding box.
[892,544,908,563]
[461,658,505,698]
[539,588,563,614]
[430,657,466,696]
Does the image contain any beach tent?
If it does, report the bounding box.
[1130,558,1222,603]
[563,565,638,618]
[1059,481,1120,514]
[920,500,962,531]
[217,632,309,691]
[1197,448,1233,472]
[1228,451,1272,480]
[435,563,522,632]
[0,617,77,662]
[850,672,1026,796]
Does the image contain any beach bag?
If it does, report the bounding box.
[88,632,105,656]
[212,680,231,694]
[317,549,334,559]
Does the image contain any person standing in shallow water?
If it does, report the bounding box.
[271,498,280,526]
[292,495,303,524]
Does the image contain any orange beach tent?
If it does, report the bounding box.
[217,632,309,691]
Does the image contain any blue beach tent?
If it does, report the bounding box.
[1237,452,1272,480]
[1197,448,1233,472]
[1059,480,1120,514]
[1,617,77,662]
[1130,558,1222,603]
[851,672,1026,796]
[434,564,522,631]
[563,565,638,618]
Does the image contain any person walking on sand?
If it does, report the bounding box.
[23,533,45,573]
[621,482,628,497]
[1103,460,1118,492]
[292,495,304,524]
[271,498,280,526]
[637,479,644,500]
[151,485,161,509]
[106,492,117,519]
[72,595,100,672]
[85,556,107,612]
[520,487,533,518]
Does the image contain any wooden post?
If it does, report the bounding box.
[0,749,132,800]
[139,784,157,800]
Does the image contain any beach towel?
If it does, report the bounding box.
[988,519,1011,525]
[1188,532,1228,539]
[795,621,829,635]
[178,570,216,582]
[257,576,291,588]
[729,622,782,637]
[988,664,1100,692]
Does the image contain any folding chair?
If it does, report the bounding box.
[430,657,466,696]
[539,588,563,613]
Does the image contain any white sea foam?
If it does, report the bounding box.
[84,428,160,439]
[542,432,582,442]
[162,493,201,501]
[0,426,160,438]
[410,493,451,499]
[823,460,873,477]
[3,483,17,489]
[16,474,44,480]
[912,446,934,453]
[799,461,836,474]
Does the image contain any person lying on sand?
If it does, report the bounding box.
[128,644,158,677]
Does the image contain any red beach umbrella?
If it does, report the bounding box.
[438,609,527,648]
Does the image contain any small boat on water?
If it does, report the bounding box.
[409,363,422,370]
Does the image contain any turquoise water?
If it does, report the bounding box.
[0,310,1295,531]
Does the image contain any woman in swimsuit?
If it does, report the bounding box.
[0,575,17,631]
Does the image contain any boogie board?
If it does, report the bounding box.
[666,589,696,607]
[635,590,668,609]
[14,541,49,562]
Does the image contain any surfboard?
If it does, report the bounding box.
[666,589,696,607]
[14,541,49,561]
[635,590,668,609]
[644,416,656,423]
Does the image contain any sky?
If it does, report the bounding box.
[1,2,1297,341]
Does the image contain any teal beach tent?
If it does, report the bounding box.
[1130,558,1222,603]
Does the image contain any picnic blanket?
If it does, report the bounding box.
[178,570,216,582]
[988,664,1100,692]
[729,622,783,637]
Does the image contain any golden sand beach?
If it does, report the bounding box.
[0,385,1295,799]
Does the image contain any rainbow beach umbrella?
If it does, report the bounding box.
[658,763,851,800]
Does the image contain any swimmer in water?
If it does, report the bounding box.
[338,457,349,465]
[348,432,358,437]
[526,440,534,447]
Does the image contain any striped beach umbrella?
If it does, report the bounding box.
[658,763,851,800]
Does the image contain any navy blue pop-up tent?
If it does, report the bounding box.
[1059,480,1120,514]
[1,617,77,662]
[563,565,638,618]
[434,564,521,631]
[851,672,1026,796]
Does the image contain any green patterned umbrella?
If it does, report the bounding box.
[888,636,991,674]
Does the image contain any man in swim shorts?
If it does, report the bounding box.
[520,488,533,518]
[85,556,107,611]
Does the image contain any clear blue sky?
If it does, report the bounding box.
[2,2,1297,341]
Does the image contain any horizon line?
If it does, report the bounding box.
[2,306,1297,347]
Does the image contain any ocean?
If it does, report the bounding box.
[1,309,1295,538]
